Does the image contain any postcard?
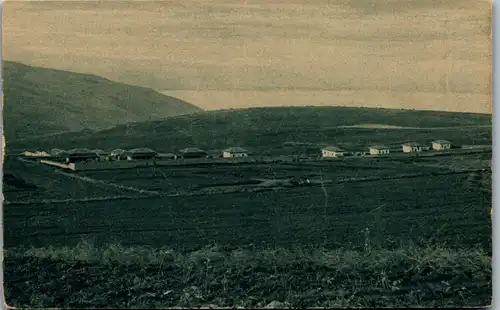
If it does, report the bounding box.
[2,0,492,308]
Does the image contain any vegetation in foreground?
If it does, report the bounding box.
[4,240,491,308]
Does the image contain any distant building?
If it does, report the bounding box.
[50,149,67,157]
[369,145,390,155]
[157,153,177,160]
[432,140,452,151]
[348,150,366,157]
[179,147,208,159]
[91,149,109,161]
[124,148,157,161]
[222,147,249,158]
[109,149,127,161]
[402,143,422,153]
[321,146,345,158]
[20,150,50,157]
[65,148,99,163]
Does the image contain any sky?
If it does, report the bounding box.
[3,0,492,113]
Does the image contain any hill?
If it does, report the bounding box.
[8,106,492,154]
[2,61,202,141]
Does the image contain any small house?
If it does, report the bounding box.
[222,147,249,158]
[91,149,109,161]
[432,140,452,151]
[21,150,50,157]
[65,148,99,163]
[348,150,367,157]
[179,147,208,159]
[109,149,127,161]
[402,142,422,153]
[124,148,158,161]
[369,145,390,155]
[157,153,177,160]
[50,149,67,157]
[321,146,345,158]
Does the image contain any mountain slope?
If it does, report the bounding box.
[2,61,202,141]
[8,106,492,154]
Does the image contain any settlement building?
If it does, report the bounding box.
[51,149,67,156]
[124,148,158,161]
[109,149,127,161]
[64,148,99,163]
[179,147,208,159]
[369,145,390,155]
[402,142,422,153]
[21,151,51,157]
[348,150,367,157]
[157,153,177,160]
[222,147,249,158]
[432,140,452,151]
[321,146,345,158]
[91,149,109,160]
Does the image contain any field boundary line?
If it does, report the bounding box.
[3,195,154,206]
[336,168,487,184]
[54,170,161,196]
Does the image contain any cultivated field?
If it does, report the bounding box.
[4,151,491,250]
[3,147,492,307]
[3,150,492,307]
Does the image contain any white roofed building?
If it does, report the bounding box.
[369,145,390,155]
[321,146,345,158]
[432,140,452,150]
[402,143,422,153]
[222,147,249,158]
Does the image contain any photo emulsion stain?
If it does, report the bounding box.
[1,0,492,308]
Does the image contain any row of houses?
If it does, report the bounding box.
[22,146,251,163]
[21,140,453,163]
[321,140,452,158]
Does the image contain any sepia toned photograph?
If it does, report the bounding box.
[1,0,492,308]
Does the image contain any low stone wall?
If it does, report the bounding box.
[72,157,266,170]
[73,160,156,170]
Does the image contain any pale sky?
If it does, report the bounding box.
[3,0,492,113]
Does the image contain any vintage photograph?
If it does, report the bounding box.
[2,0,492,307]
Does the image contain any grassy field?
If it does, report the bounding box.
[4,170,491,251]
[4,151,492,251]
[4,242,492,308]
[2,158,132,202]
[3,155,492,307]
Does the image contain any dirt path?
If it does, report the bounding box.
[54,170,161,196]
[4,195,153,206]
[336,124,492,130]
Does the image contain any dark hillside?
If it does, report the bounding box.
[3,61,202,141]
[8,106,492,154]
